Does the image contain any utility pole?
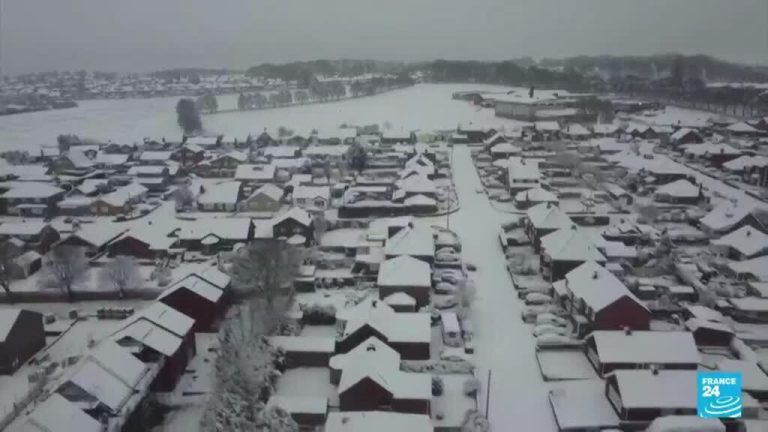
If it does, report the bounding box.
[446,143,455,230]
[485,368,492,418]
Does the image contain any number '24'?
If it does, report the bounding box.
[703,385,721,397]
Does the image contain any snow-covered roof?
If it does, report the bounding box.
[126,302,195,337]
[212,150,248,163]
[0,164,50,181]
[612,370,697,409]
[95,183,147,207]
[700,200,761,233]
[377,255,431,288]
[728,256,768,281]
[593,123,623,134]
[63,223,127,248]
[1,182,63,199]
[514,187,558,203]
[234,164,276,181]
[160,274,223,303]
[266,395,327,415]
[94,152,130,166]
[490,142,520,155]
[62,150,94,168]
[263,146,300,158]
[646,416,725,432]
[197,181,241,205]
[564,124,590,136]
[26,393,103,432]
[654,179,699,198]
[0,220,50,236]
[112,317,182,357]
[728,296,768,312]
[526,202,572,230]
[534,121,561,132]
[555,261,645,312]
[139,151,173,161]
[341,298,430,343]
[682,142,741,157]
[404,194,437,207]
[396,174,437,195]
[540,226,606,262]
[0,309,22,342]
[508,157,541,182]
[722,155,768,171]
[314,127,357,141]
[383,292,417,306]
[185,136,219,147]
[384,223,434,258]
[293,185,331,201]
[191,266,231,289]
[14,250,42,266]
[712,225,768,258]
[273,206,312,226]
[325,412,432,432]
[127,165,167,176]
[670,127,700,142]
[589,331,698,366]
[716,358,768,393]
[269,336,335,353]
[177,217,253,241]
[727,121,760,133]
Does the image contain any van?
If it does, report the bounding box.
[441,312,462,347]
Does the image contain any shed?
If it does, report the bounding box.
[0,308,45,374]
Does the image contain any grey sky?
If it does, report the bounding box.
[2,0,767,74]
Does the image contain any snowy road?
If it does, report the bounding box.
[447,145,557,431]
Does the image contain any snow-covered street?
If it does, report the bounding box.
[447,145,557,431]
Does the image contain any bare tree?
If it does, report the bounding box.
[312,212,329,244]
[256,406,299,432]
[99,256,142,298]
[174,184,196,211]
[229,241,299,310]
[40,247,89,301]
[553,151,581,170]
[636,204,660,224]
[0,242,15,303]
[322,159,333,184]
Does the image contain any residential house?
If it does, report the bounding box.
[176,218,254,252]
[107,223,179,260]
[89,183,148,215]
[293,185,331,210]
[126,165,170,192]
[272,207,313,244]
[138,151,173,165]
[383,222,435,263]
[171,144,205,167]
[24,394,103,432]
[111,302,196,392]
[377,255,431,308]
[726,297,768,323]
[525,202,573,252]
[593,124,623,138]
[185,136,220,148]
[489,142,520,160]
[513,187,558,210]
[196,181,242,212]
[552,261,650,334]
[240,183,283,212]
[382,129,415,145]
[325,412,432,432]
[0,308,45,374]
[653,179,702,205]
[269,336,335,368]
[681,143,742,168]
[539,225,606,281]
[727,121,764,138]
[234,164,277,191]
[563,124,591,140]
[585,330,699,376]
[196,151,249,177]
[266,396,327,429]
[685,319,735,347]
[669,128,704,145]
[56,223,128,257]
[9,250,42,279]
[0,182,65,217]
[54,150,95,175]
[711,226,768,260]
[263,146,301,159]
[0,221,60,254]
[699,201,767,235]
[336,299,431,360]
[605,370,698,424]
[507,157,542,193]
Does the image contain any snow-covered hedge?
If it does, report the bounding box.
[461,410,490,432]
[300,303,337,325]
[401,359,475,374]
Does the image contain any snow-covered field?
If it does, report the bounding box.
[0,84,526,152]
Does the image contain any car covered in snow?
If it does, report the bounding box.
[434,282,457,294]
[535,334,584,350]
[465,262,477,272]
[535,313,568,327]
[436,251,460,263]
[532,324,568,337]
[521,305,568,323]
[524,292,552,305]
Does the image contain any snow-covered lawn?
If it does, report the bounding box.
[548,379,619,431]
[275,367,339,407]
[299,325,337,338]
[536,350,597,381]
[0,84,527,151]
[432,374,477,429]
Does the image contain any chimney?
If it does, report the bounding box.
[746,229,751,237]
[592,270,599,280]
[366,344,376,352]
[623,326,632,335]
[570,224,577,231]
[372,300,377,308]
[546,202,552,209]
[650,365,659,375]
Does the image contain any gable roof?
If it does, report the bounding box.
[160,274,223,303]
[727,121,760,133]
[197,181,241,205]
[377,255,431,288]
[655,179,700,198]
[555,261,646,312]
[384,223,434,258]
[273,206,312,226]
[541,226,606,262]
[508,157,541,182]
[670,127,701,142]
[27,393,103,432]
[514,187,558,203]
[95,183,147,208]
[612,370,697,409]
[589,331,699,366]
[325,412,433,432]
[700,200,762,233]
[248,183,283,202]
[112,317,183,357]
[712,225,768,258]
[564,124,591,136]
[1,182,64,199]
[527,202,572,230]
[0,309,22,342]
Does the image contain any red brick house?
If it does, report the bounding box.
[0,308,45,374]
[552,261,650,335]
[158,274,226,332]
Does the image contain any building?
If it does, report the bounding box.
[525,202,573,252]
[24,393,104,432]
[171,143,205,167]
[552,261,650,334]
[0,221,60,254]
[89,183,148,215]
[196,150,248,177]
[669,128,704,145]
[507,157,541,193]
[699,201,767,236]
[196,181,242,212]
[293,185,332,210]
[492,89,571,121]
[711,225,768,260]
[158,274,227,332]
[653,179,702,205]
[685,318,735,347]
[269,336,335,367]
[383,222,435,263]
[539,225,606,281]
[377,256,431,307]
[0,182,65,217]
[585,330,699,376]
[240,183,283,212]
[513,187,558,210]
[325,412,433,432]
[266,396,328,428]
[272,207,313,245]
[0,308,45,374]
[605,370,698,424]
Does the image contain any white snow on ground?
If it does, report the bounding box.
[0,84,526,151]
[424,145,558,431]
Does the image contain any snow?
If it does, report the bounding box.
[646,416,725,432]
[540,226,606,262]
[553,261,645,312]
[274,206,312,227]
[325,412,432,432]
[125,302,194,337]
[1,182,63,199]
[727,121,760,133]
[727,257,768,281]
[160,275,223,303]
[536,350,596,381]
[196,181,241,205]
[431,374,478,428]
[612,369,697,409]
[0,309,21,342]
[25,393,103,432]
[716,359,768,393]
[383,223,434,258]
[527,202,572,230]
[112,318,182,356]
[655,179,700,198]
[548,379,619,430]
[266,395,327,415]
[588,331,699,367]
[250,183,284,202]
[275,367,338,404]
[234,163,276,181]
[377,256,431,288]
[269,336,335,353]
[711,225,768,258]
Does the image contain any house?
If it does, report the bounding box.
[234,164,277,188]
[107,223,179,260]
[383,222,435,263]
[196,181,242,212]
[382,129,415,145]
[653,179,702,205]
[293,185,331,210]
[89,183,148,215]
[711,226,768,260]
[726,297,768,323]
[139,150,173,164]
[716,359,768,400]
[185,136,220,148]
[726,121,764,138]
[272,207,313,244]
[56,223,128,257]
[336,299,431,360]
[726,256,768,281]
[240,183,283,212]
[699,201,767,235]
[111,302,196,392]
[404,194,438,214]
[483,131,507,148]
[0,182,65,217]
[126,166,170,192]
[489,142,521,160]
[383,292,417,312]
[24,393,103,432]
[585,330,698,376]
[593,123,623,138]
[562,124,591,140]
[377,256,431,308]
[0,308,45,374]
[54,150,95,174]
[525,202,573,252]
[507,157,541,193]
[269,336,335,367]
[176,218,254,252]
[513,187,558,210]
[395,174,437,199]
[313,127,357,145]
[196,151,249,177]
[682,143,742,168]
[56,341,151,422]
[685,318,735,347]
[325,412,433,432]
[335,336,430,414]
[94,152,130,168]
[158,274,226,332]
[552,261,650,334]
[9,250,42,279]
[605,370,698,424]
[669,128,704,145]
[0,221,60,254]
[171,144,205,167]
[539,225,606,281]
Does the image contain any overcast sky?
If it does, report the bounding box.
[2,0,767,74]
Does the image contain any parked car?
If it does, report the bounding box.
[441,273,463,284]
[436,246,459,255]
[521,305,568,323]
[436,252,460,263]
[532,324,568,337]
[524,293,552,305]
[435,282,457,294]
[535,313,568,327]
[535,334,584,350]
[465,262,477,272]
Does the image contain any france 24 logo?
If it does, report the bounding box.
[697,372,742,419]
